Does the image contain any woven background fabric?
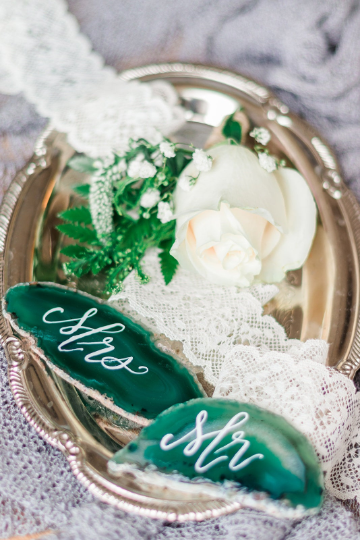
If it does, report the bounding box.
[1,1,360,538]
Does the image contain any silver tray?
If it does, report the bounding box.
[1,63,360,522]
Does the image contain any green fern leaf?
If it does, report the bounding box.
[60,244,93,259]
[64,259,91,277]
[57,223,99,244]
[59,206,92,225]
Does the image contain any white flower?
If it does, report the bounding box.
[178,175,194,192]
[140,188,161,208]
[139,161,157,178]
[102,154,116,169]
[171,144,316,287]
[127,160,141,178]
[89,175,113,241]
[152,151,164,167]
[250,127,271,145]
[193,148,213,172]
[160,141,176,158]
[115,159,127,173]
[258,152,277,173]
[157,201,173,223]
[127,154,144,178]
[128,157,156,179]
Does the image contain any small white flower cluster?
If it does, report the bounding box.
[89,155,128,240]
[125,144,175,222]
[90,178,114,240]
[193,148,213,173]
[250,127,271,146]
[178,175,195,192]
[90,169,115,241]
[140,191,173,222]
[178,148,213,193]
[160,141,176,158]
[249,127,281,173]
[128,154,157,179]
[93,156,126,184]
[157,201,173,223]
[90,138,178,233]
[140,188,161,209]
[258,152,277,173]
[151,151,164,167]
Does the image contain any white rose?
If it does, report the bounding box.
[170,144,317,287]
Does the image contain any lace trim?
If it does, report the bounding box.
[110,249,360,501]
[0,0,184,156]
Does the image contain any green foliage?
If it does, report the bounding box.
[60,244,93,258]
[59,138,192,292]
[158,237,179,285]
[167,148,192,177]
[72,184,90,198]
[124,218,153,245]
[222,111,242,144]
[59,206,92,225]
[159,250,178,285]
[68,155,97,173]
[57,223,99,244]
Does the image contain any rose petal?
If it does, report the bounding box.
[190,203,244,253]
[260,167,317,282]
[230,208,281,259]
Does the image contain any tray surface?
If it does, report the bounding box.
[1,63,360,521]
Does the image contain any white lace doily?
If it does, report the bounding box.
[110,249,360,501]
[0,0,184,157]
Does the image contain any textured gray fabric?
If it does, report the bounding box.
[1,0,360,538]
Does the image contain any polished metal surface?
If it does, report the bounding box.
[1,63,360,521]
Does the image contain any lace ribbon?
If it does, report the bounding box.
[110,250,360,501]
[0,0,184,157]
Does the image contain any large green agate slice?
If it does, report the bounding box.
[4,283,204,424]
[109,398,323,515]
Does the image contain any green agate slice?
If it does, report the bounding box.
[4,283,204,424]
[109,398,323,512]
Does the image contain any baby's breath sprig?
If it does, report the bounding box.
[253,144,285,173]
[250,127,271,146]
[249,126,285,173]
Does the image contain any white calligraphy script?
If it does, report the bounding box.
[160,410,264,473]
[42,306,149,374]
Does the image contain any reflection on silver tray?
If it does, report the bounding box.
[1,63,360,521]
